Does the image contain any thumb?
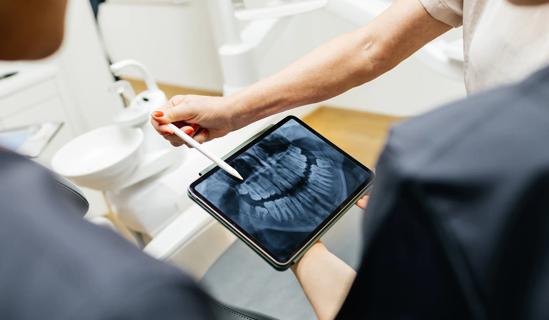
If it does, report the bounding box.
[356,195,369,209]
[152,95,196,124]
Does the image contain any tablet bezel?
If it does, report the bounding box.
[188,115,375,270]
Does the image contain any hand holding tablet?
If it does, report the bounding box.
[188,116,374,270]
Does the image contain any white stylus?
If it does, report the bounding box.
[166,123,244,180]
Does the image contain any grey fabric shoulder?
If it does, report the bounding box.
[363,65,549,319]
[0,151,214,320]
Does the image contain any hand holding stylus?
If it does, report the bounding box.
[151,95,244,180]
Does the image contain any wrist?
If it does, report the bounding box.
[292,242,328,275]
[225,82,290,130]
[224,92,253,131]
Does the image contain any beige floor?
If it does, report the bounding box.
[302,106,402,168]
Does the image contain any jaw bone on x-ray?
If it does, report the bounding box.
[194,119,371,261]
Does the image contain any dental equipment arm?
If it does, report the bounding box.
[111,60,160,92]
[227,0,451,129]
[292,242,357,320]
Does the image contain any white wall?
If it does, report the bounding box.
[99,1,224,91]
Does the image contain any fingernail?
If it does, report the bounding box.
[152,111,164,117]
[184,128,194,135]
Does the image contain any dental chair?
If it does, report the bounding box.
[56,174,276,320]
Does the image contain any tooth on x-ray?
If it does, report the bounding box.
[264,201,282,222]
[255,206,268,219]
[194,119,370,260]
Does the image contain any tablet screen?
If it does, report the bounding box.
[191,117,373,263]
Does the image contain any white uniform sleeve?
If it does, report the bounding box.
[418,0,463,27]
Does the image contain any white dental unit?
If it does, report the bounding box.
[49,57,314,277]
[0,0,467,279]
[100,0,464,278]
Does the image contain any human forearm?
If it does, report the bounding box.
[228,30,381,128]
[151,0,450,145]
[292,243,357,320]
[227,0,451,129]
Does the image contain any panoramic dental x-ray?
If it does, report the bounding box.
[194,119,371,262]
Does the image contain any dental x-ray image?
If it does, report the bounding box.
[193,118,372,263]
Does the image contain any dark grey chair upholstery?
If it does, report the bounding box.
[58,169,276,320]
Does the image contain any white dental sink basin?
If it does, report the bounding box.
[52,125,144,190]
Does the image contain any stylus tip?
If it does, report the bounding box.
[225,166,244,181]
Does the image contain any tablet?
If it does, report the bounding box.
[188,116,374,270]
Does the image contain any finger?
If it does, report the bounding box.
[356,195,369,209]
[151,117,171,135]
[164,134,181,144]
[151,110,172,125]
[180,125,196,136]
[150,117,161,131]
[157,124,174,135]
[193,129,209,144]
[190,123,201,132]
[164,126,196,145]
[153,116,194,136]
[164,126,196,147]
[163,126,194,141]
[154,95,196,124]
[152,108,195,127]
[172,128,205,148]
[170,140,184,147]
